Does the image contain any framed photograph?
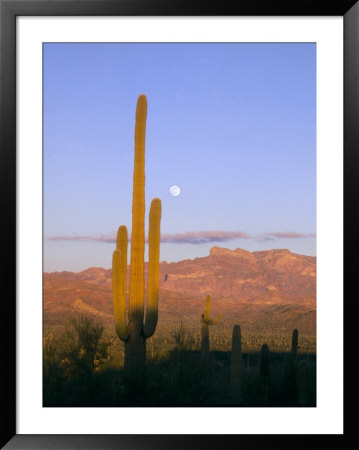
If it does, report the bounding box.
[1,0,357,448]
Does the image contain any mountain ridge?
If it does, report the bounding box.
[44,246,316,334]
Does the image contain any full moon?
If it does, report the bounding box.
[169,185,181,197]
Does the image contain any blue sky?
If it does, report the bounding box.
[43,43,316,272]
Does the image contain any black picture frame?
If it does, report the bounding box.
[1,0,357,448]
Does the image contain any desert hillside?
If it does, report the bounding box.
[44,246,316,339]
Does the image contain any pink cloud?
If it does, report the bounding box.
[47,234,116,243]
[265,232,316,239]
[47,230,250,244]
[160,230,250,244]
[46,230,315,244]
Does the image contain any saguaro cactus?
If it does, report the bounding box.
[112,95,162,375]
[230,324,242,402]
[201,295,222,361]
[259,343,270,403]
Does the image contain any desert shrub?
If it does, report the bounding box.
[58,316,114,377]
[171,321,197,352]
[43,331,57,371]
[43,318,316,407]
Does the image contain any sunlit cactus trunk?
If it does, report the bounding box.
[200,295,222,362]
[112,95,162,377]
[230,324,242,402]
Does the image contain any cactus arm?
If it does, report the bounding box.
[206,314,223,325]
[112,225,129,341]
[116,224,128,251]
[143,198,162,339]
[201,295,222,361]
[129,94,147,326]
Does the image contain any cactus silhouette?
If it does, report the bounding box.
[112,95,162,375]
[259,343,270,403]
[290,328,298,371]
[283,328,299,404]
[230,324,242,402]
[297,359,310,405]
[200,295,222,361]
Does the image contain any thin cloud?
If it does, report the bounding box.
[47,230,250,244]
[265,232,316,239]
[257,236,276,242]
[46,230,315,244]
[47,234,116,243]
[160,231,250,244]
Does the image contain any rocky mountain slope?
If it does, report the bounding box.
[44,246,316,335]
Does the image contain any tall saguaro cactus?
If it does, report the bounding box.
[112,95,162,375]
[201,295,222,361]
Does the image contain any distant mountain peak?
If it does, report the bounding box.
[209,246,237,256]
[44,246,316,331]
[209,246,294,257]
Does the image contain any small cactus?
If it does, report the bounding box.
[230,324,242,402]
[284,328,299,404]
[259,343,270,403]
[290,328,298,371]
[200,295,222,361]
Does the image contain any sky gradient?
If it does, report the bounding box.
[43,43,316,272]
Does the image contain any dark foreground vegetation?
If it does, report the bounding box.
[43,316,316,407]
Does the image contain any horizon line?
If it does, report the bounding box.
[43,244,316,274]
